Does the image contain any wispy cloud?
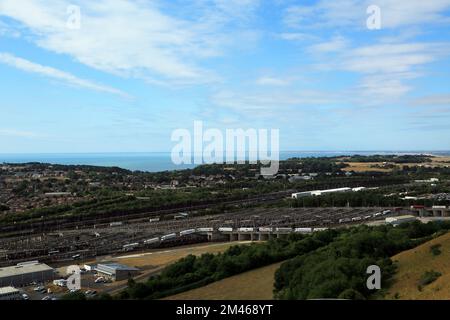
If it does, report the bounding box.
[0,52,129,97]
[412,94,450,106]
[284,0,450,29]
[0,0,260,86]
[256,76,291,86]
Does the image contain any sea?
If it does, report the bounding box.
[0,151,449,173]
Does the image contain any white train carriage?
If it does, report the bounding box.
[149,217,160,223]
[218,227,233,232]
[238,227,254,232]
[258,227,273,232]
[275,227,292,232]
[313,227,328,232]
[196,227,214,232]
[144,237,160,245]
[122,242,139,251]
[294,227,312,233]
[180,229,196,236]
[161,233,177,241]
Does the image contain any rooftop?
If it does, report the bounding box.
[0,286,19,295]
[96,263,139,272]
[0,262,53,278]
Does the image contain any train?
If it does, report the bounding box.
[161,233,177,241]
[275,227,292,232]
[294,228,312,233]
[143,237,160,245]
[180,229,196,236]
[196,228,214,232]
[218,227,233,232]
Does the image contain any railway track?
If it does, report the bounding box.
[0,190,294,237]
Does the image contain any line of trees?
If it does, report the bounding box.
[120,231,339,300]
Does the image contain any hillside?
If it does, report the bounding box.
[386,231,450,300]
[164,262,282,300]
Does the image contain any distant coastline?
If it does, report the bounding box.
[1,151,449,172]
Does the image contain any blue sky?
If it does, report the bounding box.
[1,0,450,153]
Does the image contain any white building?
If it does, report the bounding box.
[0,286,21,300]
[0,261,54,287]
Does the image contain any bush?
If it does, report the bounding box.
[418,270,442,289]
[430,244,442,256]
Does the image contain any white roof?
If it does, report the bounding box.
[0,263,53,278]
[0,286,19,294]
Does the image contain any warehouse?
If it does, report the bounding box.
[0,261,54,287]
[0,286,21,300]
[94,263,139,281]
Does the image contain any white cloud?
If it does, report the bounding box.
[284,0,450,29]
[278,32,318,42]
[307,36,349,53]
[0,0,260,85]
[256,76,290,86]
[0,52,129,97]
[412,94,450,106]
[309,41,450,100]
[211,89,337,115]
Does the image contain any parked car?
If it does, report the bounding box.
[94,277,106,283]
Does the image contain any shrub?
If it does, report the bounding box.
[430,244,442,256]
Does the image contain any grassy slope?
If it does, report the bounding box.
[163,261,283,300]
[386,231,450,300]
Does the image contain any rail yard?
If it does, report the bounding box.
[0,206,400,266]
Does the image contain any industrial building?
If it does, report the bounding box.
[0,261,54,287]
[386,215,417,226]
[94,263,139,281]
[0,286,21,300]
